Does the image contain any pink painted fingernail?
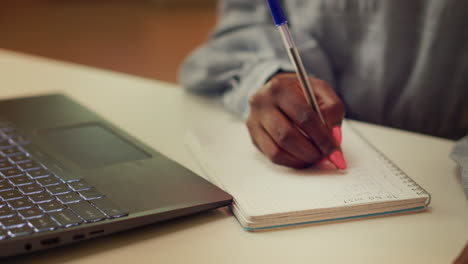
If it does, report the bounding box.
[332,126,342,145]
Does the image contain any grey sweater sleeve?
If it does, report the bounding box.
[450,135,468,198]
[178,0,334,119]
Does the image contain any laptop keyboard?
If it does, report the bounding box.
[0,120,129,240]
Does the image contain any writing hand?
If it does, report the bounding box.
[246,73,345,169]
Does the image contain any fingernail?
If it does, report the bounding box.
[332,126,342,145]
[329,150,347,170]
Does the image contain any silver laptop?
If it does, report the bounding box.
[0,94,232,258]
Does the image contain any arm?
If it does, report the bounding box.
[179,0,335,118]
[179,0,344,168]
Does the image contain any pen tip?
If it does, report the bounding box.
[329,150,347,170]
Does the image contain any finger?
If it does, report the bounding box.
[259,107,323,164]
[310,78,345,128]
[276,87,338,157]
[246,122,310,169]
[309,78,344,145]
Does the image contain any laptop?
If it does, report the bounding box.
[0,93,233,258]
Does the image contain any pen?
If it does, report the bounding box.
[266,0,347,170]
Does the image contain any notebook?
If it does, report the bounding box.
[0,94,232,258]
[186,114,431,231]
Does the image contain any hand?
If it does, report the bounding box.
[454,242,468,264]
[246,73,345,169]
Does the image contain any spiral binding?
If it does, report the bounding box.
[348,123,432,207]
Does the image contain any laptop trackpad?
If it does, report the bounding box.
[37,123,150,169]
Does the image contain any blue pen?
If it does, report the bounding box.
[266,0,347,170]
[266,0,325,124]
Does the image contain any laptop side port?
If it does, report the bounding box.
[89,230,104,236]
[41,237,60,246]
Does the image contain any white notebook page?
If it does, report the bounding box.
[187,119,429,218]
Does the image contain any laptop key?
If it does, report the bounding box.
[0,216,26,229]
[9,154,31,164]
[55,172,81,182]
[36,175,61,187]
[49,209,83,227]
[79,188,104,200]
[91,197,129,218]
[28,191,54,203]
[18,206,44,219]
[0,206,16,218]
[29,215,58,232]
[7,197,34,210]
[27,168,51,179]
[8,225,34,238]
[0,168,23,178]
[0,180,14,191]
[17,160,41,171]
[9,175,34,186]
[67,201,106,223]
[0,140,13,149]
[0,160,15,169]
[38,200,66,212]
[0,189,23,200]
[68,179,92,191]
[1,146,23,156]
[46,184,72,195]
[57,192,82,204]
[18,183,43,195]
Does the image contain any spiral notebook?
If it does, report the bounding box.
[186,119,431,231]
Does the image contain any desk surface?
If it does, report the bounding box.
[0,49,467,264]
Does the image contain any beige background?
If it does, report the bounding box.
[0,1,217,83]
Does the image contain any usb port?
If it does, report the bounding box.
[41,237,60,246]
[89,230,104,236]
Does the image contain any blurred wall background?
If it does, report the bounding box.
[0,1,218,84]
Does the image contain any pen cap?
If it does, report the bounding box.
[266,0,288,26]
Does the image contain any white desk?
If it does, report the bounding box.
[1,49,467,263]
